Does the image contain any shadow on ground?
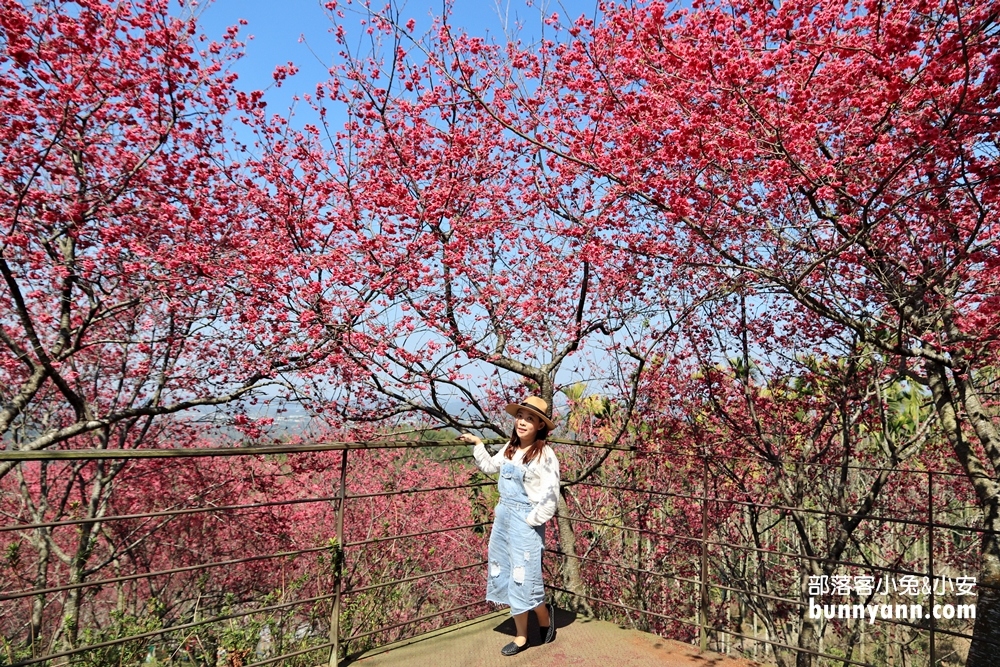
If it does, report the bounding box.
[489,607,579,645]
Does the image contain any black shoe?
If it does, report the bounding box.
[501,640,529,656]
[540,603,556,643]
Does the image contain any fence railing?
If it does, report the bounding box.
[1,440,492,667]
[547,447,997,667]
[2,439,996,666]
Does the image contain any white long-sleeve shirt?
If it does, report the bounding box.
[472,442,560,527]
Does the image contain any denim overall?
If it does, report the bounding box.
[486,462,546,615]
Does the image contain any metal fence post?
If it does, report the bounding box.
[329,449,349,667]
[700,455,709,653]
[928,470,935,667]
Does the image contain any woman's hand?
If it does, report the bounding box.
[458,433,483,447]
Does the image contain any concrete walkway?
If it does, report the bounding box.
[348,608,761,667]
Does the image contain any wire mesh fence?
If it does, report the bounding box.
[1,440,490,667]
[1,439,995,666]
[550,445,996,667]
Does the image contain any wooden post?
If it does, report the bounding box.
[700,455,710,652]
[328,449,348,667]
[928,471,936,667]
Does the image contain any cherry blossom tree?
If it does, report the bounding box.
[0,0,362,659]
[551,3,1000,661]
[342,0,998,661]
[6,0,998,664]
[246,0,712,612]
[0,0,350,475]
[648,296,947,665]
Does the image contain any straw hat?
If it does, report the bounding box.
[505,396,556,431]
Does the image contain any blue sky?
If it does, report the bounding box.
[198,0,602,113]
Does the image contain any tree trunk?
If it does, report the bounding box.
[29,533,50,657]
[795,617,818,667]
[794,563,823,667]
[56,468,110,653]
[968,556,1000,667]
[60,586,82,651]
[926,362,1000,667]
[555,491,593,615]
[538,379,593,615]
[58,540,92,652]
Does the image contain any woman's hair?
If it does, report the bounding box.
[504,422,549,465]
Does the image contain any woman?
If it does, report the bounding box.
[459,396,561,656]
